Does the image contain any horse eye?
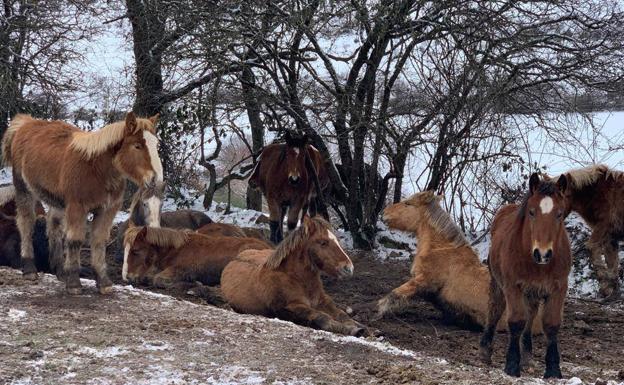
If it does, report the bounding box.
[133,143,142,150]
[557,211,563,219]
[319,240,329,246]
[528,209,536,217]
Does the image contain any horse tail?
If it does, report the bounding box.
[2,114,31,166]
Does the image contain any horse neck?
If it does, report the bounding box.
[92,147,125,184]
[278,244,321,287]
[416,220,456,252]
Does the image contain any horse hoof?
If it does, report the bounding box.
[66,287,82,295]
[479,348,493,366]
[543,368,562,379]
[23,272,38,281]
[98,285,113,295]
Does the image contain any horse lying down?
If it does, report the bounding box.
[122,225,272,288]
[220,216,372,337]
[364,191,543,334]
[0,185,50,272]
[115,209,213,262]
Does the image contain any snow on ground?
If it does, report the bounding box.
[6,267,614,385]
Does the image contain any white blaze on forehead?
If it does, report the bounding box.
[539,196,554,214]
[146,196,161,228]
[327,230,353,266]
[122,244,130,281]
[143,131,163,182]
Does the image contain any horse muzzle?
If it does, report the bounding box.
[533,248,553,265]
[338,264,354,278]
[288,175,301,185]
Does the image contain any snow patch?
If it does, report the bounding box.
[7,309,26,321]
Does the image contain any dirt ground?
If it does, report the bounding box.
[3,224,623,384]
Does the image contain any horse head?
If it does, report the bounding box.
[281,131,311,186]
[383,190,442,232]
[302,216,354,278]
[122,226,155,283]
[129,180,166,228]
[113,112,164,227]
[523,173,568,265]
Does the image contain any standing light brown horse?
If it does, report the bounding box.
[221,216,369,336]
[248,133,329,244]
[480,173,571,379]
[122,226,272,287]
[559,164,624,301]
[2,112,163,294]
[368,191,542,333]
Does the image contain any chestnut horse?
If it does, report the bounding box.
[480,174,571,379]
[248,133,329,244]
[123,226,272,287]
[2,112,163,294]
[560,164,624,300]
[369,191,542,333]
[221,216,369,336]
[114,206,212,262]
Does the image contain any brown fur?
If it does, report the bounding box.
[221,216,370,337]
[123,226,272,287]
[115,209,213,262]
[196,223,246,238]
[2,112,161,294]
[376,190,542,334]
[561,164,624,299]
[480,174,571,378]
[248,137,329,244]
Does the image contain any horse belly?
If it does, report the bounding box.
[221,262,267,315]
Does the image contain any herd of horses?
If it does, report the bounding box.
[0,113,623,380]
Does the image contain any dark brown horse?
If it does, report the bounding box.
[221,216,369,336]
[248,133,329,244]
[123,226,272,287]
[480,173,571,379]
[0,185,49,271]
[2,112,163,294]
[559,164,624,300]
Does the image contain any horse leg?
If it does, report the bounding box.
[268,200,282,244]
[542,289,565,379]
[587,233,612,298]
[153,267,179,288]
[317,293,370,336]
[64,204,87,295]
[603,239,621,301]
[480,276,505,365]
[13,174,37,280]
[502,285,525,377]
[521,296,540,369]
[282,301,362,336]
[287,202,303,232]
[46,207,65,280]
[90,205,118,295]
[375,275,428,320]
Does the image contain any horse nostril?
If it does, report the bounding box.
[342,265,354,277]
[544,249,553,261]
[533,248,541,261]
[288,176,300,185]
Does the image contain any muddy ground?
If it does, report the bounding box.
[2,224,624,384]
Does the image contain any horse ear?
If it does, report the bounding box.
[302,214,312,228]
[529,172,540,194]
[284,131,292,143]
[125,112,138,136]
[149,113,160,129]
[557,174,567,194]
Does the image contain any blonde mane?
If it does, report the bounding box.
[70,118,155,159]
[0,185,16,207]
[564,164,624,190]
[422,198,469,248]
[264,217,332,269]
[124,226,191,250]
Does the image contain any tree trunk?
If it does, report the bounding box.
[241,63,263,211]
